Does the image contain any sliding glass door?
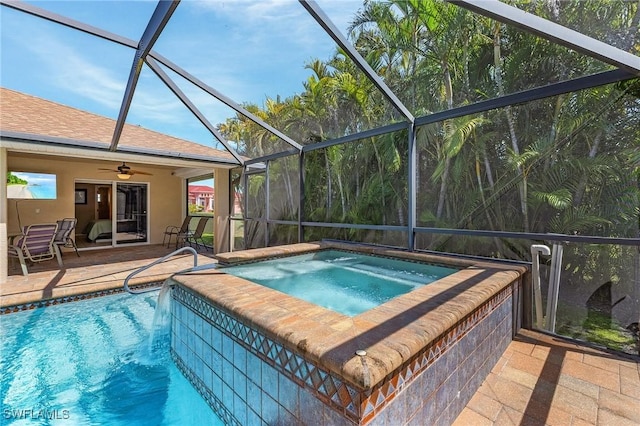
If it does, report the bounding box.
[115,182,148,245]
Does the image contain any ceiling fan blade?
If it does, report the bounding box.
[97,163,152,177]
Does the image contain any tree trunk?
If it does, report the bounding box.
[494,23,529,232]
[436,62,454,220]
[625,1,640,52]
[372,140,387,223]
[436,156,451,219]
[476,155,506,255]
[544,94,565,171]
[574,130,602,207]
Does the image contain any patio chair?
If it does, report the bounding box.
[54,218,80,257]
[163,216,191,248]
[178,217,210,251]
[8,223,63,276]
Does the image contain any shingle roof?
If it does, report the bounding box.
[0,87,236,162]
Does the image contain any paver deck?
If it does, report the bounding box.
[1,244,217,308]
[454,329,640,426]
[2,245,639,425]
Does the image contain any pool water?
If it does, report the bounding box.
[0,291,223,425]
[222,250,458,316]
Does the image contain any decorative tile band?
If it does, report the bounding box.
[172,281,514,424]
[172,285,363,422]
[0,281,165,315]
[171,349,241,426]
[359,284,514,423]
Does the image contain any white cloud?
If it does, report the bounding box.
[150,0,347,106]
[6,21,196,127]
[189,0,304,21]
[16,32,125,110]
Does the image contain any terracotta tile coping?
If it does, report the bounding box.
[170,242,528,390]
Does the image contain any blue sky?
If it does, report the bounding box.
[1,0,362,147]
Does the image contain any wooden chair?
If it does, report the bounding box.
[163,216,191,248]
[8,223,63,276]
[54,218,80,257]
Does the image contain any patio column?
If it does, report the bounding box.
[214,168,230,254]
[1,147,7,283]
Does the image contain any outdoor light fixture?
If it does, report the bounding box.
[117,173,131,180]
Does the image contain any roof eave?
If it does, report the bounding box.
[1,131,241,169]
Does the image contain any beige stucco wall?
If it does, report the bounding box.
[1,148,7,283]
[214,168,230,253]
[5,153,184,245]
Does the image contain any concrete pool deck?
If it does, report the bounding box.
[1,244,638,424]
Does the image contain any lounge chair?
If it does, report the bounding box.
[163,216,191,248]
[8,223,63,276]
[54,218,80,257]
[178,216,210,251]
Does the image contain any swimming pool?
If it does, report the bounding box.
[221,250,458,316]
[0,291,223,425]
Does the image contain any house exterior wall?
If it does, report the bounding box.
[214,169,230,254]
[1,148,7,283]
[5,153,183,245]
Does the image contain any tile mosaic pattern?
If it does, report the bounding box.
[172,285,362,424]
[363,285,513,424]
[172,282,515,425]
[0,281,163,315]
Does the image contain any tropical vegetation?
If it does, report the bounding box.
[218,1,639,353]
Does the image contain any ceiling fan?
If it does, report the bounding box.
[98,162,153,180]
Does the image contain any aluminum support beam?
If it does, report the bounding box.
[416,69,635,127]
[244,149,300,166]
[146,58,244,165]
[243,171,249,245]
[407,124,417,251]
[449,0,640,76]
[110,1,180,151]
[265,162,270,247]
[300,0,415,123]
[414,226,640,246]
[298,151,305,243]
[149,52,303,151]
[301,222,404,231]
[0,1,137,48]
[303,121,410,153]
